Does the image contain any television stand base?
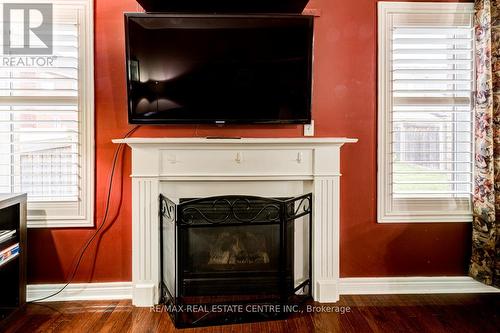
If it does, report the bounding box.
[205,136,242,140]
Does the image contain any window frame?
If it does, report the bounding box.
[1,0,94,228]
[377,1,475,223]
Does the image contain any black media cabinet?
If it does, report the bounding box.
[0,194,27,329]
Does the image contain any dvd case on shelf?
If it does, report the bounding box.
[0,243,20,267]
[0,230,16,244]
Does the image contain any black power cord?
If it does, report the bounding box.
[29,125,141,303]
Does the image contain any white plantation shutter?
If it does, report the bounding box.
[0,1,93,227]
[377,2,474,223]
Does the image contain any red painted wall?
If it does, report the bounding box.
[27,0,472,283]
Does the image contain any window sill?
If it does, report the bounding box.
[378,214,472,223]
[27,217,94,228]
[27,198,94,228]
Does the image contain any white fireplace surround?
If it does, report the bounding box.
[113,137,357,307]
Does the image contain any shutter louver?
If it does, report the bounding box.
[0,9,80,202]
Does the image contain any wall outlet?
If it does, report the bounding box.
[304,120,314,136]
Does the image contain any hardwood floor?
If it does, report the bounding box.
[1,294,499,333]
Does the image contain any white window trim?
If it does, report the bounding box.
[3,0,94,228]
[377,2,474,223]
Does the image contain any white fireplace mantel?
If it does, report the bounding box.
[113,137,357,306]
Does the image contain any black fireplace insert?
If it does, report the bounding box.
[160,193,312,327]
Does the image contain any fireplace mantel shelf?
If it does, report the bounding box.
[115,136,357,307]
[113,137,357,145]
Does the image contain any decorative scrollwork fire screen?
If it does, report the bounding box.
[178,196,284,225]
[160,194,313,226]
[159,192,313,327]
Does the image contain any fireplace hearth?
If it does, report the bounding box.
[160,194,312,327]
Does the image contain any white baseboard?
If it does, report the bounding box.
[27,282,133,302]
[26,277,498,303]
[338,276,500,295]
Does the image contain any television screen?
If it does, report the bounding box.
[125,14,313,124]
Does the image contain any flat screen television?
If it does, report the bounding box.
[125,14,314,124]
